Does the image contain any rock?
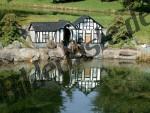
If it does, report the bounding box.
[13,48,40,62]
[38,48,49,61]
[75,52,82,58]
[5,41,22,49]
[103,49,139,60]
[131,39,137,46]
[46,40,57,49]
[68,41,78,53]
[25,36,35,48]
[5,44,13,49]
[0,42,3,49]
[83,43,102,58]
[119,50,137,56]
[30,55,40,62]
[0,49,15,63]
[104,42,109,48]
[48,46,65,59]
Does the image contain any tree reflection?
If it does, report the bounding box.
[93,66,150,113]
[0,68,63,113]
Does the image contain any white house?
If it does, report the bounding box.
[28,15,104,48]
[73,15,104,44]
[28,20,76,47]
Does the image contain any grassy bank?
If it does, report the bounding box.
[9,0,123,11]
[0,0,150,44]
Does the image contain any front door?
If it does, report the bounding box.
[84,68,91,78]
[64,28,71,46]
[85,34,91,43]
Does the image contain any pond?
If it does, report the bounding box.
[0,59,150,113]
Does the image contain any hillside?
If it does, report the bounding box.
[0,0,150,44]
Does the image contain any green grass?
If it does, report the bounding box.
[129,14,150,43]
[18,13,114,27]
[0,0,150,44]
[10,0,123,11]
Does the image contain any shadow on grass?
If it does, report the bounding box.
[1,8,81,17]
[117,4,150,13]
[52,0,85,4]
[136,5,150,13]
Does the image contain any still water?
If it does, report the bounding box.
[0,59,150,113]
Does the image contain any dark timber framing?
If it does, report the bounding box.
[28,15,104,47]
[28,21,75,45]
[73,15,103,44]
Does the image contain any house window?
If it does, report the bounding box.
[79,33,83,39]
[92,68,97,78]
[35,32,39,43]
[90,21,94,29]
[85,33,92,43]
[42,32,49,43]
[93,33,98,44]
[80,23,83,29]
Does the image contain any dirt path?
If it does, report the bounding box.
[0,2,137,16]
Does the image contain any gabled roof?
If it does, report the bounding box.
[29,20,72,32]
[73,15,104,28]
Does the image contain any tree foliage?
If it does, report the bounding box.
[122,0,150,10]
[0,13,21,46]
[106,16,132,45]
[93,66,150,113]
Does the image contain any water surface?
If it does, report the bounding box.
[0,60,150,113]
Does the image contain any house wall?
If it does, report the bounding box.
[29,31,36,42]
[29,29,65,47]
[75,18,103,44]
[29,25,76,48]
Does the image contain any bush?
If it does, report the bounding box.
[0,13,21,46]
[106,16,132,45]
[122,0,142,9]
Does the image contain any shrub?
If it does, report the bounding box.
[0,13,21,46]
[106,16,132,45]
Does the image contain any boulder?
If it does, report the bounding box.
[75,52,82,58]
[13,48,40,62]
[38,48,49,61]
[46,40,57,49]
[30,55,40,62]
[103,49,139,60]
[5,41,22,49]
[0,42,3,49]
[104,42,109,48]
[83,43,102,58]
[48,46,65,59]
[0,49,15,62]
[68,41,77,53]
[25,36,35,48]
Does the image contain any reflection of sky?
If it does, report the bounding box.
[61,88,98,113]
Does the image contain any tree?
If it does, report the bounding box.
[93,66,150,113]
[0,13,21,46]
[106,16,132,45]
[122,0,150,10]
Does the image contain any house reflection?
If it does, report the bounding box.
[29,61,101,95]
[70,67,101,94]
